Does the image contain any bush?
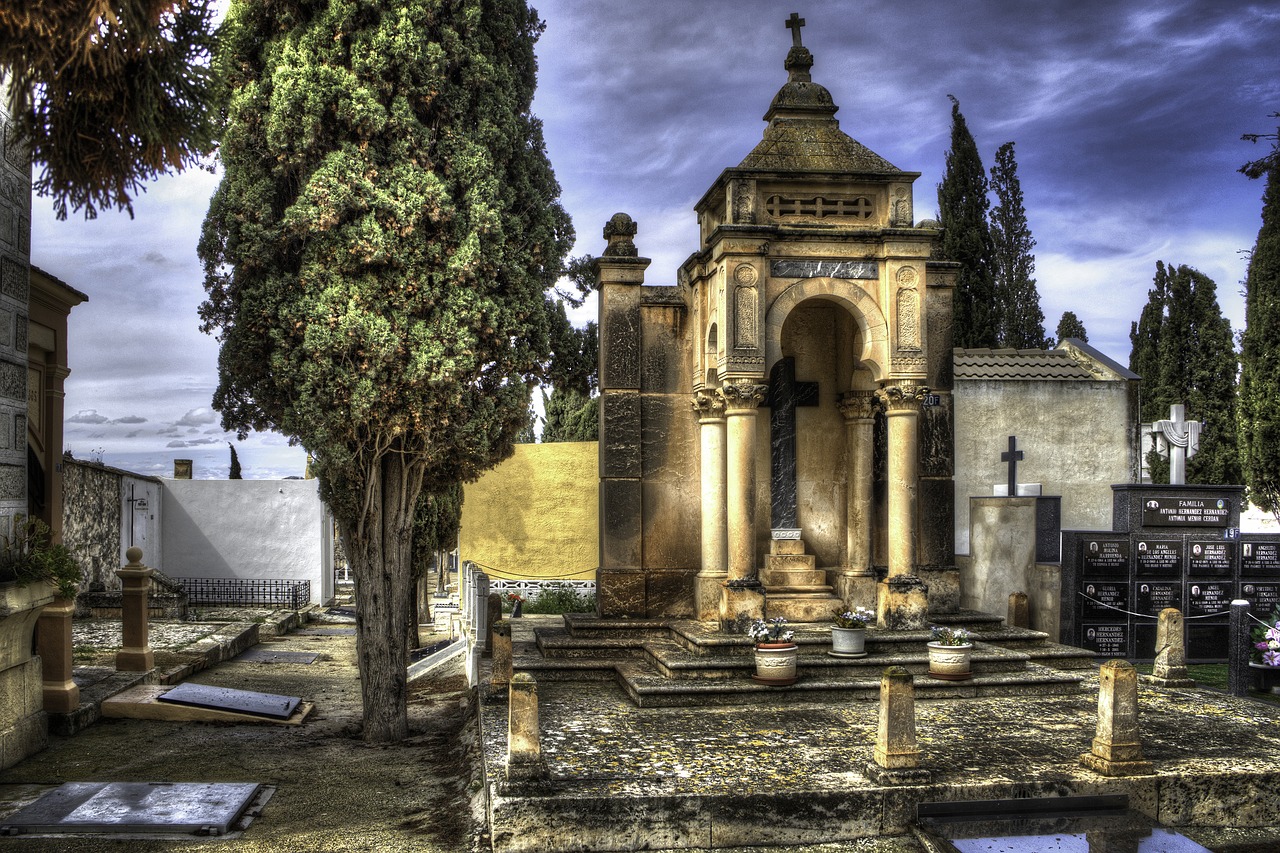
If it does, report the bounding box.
[0,518,81,598]
[509,582,595,615]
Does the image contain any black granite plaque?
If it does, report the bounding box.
[1035,496,1062,562]
[1134,539,1182,577]
[1186,582,1234,617]
[1241,541,1280,577]
[1188,541,1233,577]
[769,259,877,280]
[1081,539,1129,576]
[1188,623,1231,660]
[1082,582,1129,619]
[1082,624,1128,657]
[1134,581,1182,616]
[1241,582,1280,617]
[1141,496,1230,527]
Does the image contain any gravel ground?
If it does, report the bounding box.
[0,624,482,852]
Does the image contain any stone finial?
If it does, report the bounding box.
[173,459,193,479]
[1145,608,1195,688]
[506,673,546,785]
[125,546,144,567]
[1080,660,1153,776]
[601,213,638,257]
[867,666,931,784]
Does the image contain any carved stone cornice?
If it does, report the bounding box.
[876,381,928,414]
[837,390,879,421]
[721,379,768,412]
[692,389,727,420]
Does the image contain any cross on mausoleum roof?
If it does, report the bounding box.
[1001,435,1024,496]
[786,12,806,47]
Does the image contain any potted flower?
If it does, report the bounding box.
[506,592,525,618]
[830,606,874,657]
[1250,609,1280,693]
[747,616,798,685]
[927,625,973,681]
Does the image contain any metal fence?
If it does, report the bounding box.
[179,578,312,610]
[487,579,596,601]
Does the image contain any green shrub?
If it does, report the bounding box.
[0,518,81,599]
[510,582,595,615]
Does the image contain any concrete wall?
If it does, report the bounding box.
[460,442,598,582]
[160,478,330,604]
[954,378,1138,555]
[0,83,31,545]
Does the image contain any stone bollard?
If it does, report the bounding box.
[36,593,79,714]
[485,592,502,657]
[115,547,155,672]
[1145,608,1195,688]
[866,666,931,785]
[1007,591,1030,629]
[491,619,513,688]
[1228,600,1252,697]
[1080,660,1152,776]
[506,673,546,785]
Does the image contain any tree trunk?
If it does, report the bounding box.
[345,451,420,743]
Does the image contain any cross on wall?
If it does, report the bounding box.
[1001,435,1024,496]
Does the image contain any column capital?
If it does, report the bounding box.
[876,381,929,414]
[838,389,880,421]
[692,388,726,420]
[722,379,768,413]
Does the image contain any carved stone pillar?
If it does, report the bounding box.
[837,390,878,611]
[720,379,767,632]
[875,382,929,630]
[115,547,154,673]
[694,389,728,621]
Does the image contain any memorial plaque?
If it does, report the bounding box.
[1187,541,1233,577]
[1082,582,1129,619]
[1134,581,1182,617]
[1241,582,1280,617]
[1141,496,1230,527]
[1081,539,1128,576]
[1186,582,1234,618]
[1241,540,1280,577]
[1081,624,1128,657]
[1134,539,1182,577]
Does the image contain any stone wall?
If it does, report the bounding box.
[459,441,599,582]
[61,459,126,590]
[0,82,31,544]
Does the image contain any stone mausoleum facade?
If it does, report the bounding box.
[594,21,959,631]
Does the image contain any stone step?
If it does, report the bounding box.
[763,554,817,574]
[764,593,845,623]
[761,568,828,587]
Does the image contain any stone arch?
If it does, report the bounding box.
[764,278,889,382]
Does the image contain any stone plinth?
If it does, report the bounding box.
[1080,659,1153,777]
[36,595,79,714]
[0,581,54,770]
[720,583,765,634]
[506,673,545,786]
[491,620,513,688]
[877,575,928,630]
[867,666,931,785]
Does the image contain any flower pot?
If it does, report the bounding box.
[752,642,798,685]
[1249,662,1280,694]
[927,642,973,681]
[830,626,867,658]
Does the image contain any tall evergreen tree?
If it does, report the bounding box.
[541,256,598,442]
[1055,311,1088,344]
[228,443,242,479]
[199,0,572,742]
[1239,158,1280,518]
[937,95,997,348]
[989,141,1048,348]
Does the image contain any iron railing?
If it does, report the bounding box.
[179,578,311,610]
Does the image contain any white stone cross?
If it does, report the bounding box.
[1153,403,1202,485]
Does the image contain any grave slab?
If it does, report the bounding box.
[158,682,301,718]
[234,648,319,665]
[0,782,269,837]
[102,685,312,725]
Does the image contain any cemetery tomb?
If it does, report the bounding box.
[0,782,271,837]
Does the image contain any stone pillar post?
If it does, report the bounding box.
[1007,592,1030,629]
[491,619,513,688]
[695,389,728,621]
[867,666,931,784]
[837,391,878,611]
[1146,608,1194,688]
[37,593,79,714]
[506,673,545,785]
[1080,660,1153,776]
[485,592,502,657]
[875,382,929,630]
[1228,599,1252,697]
[115,547,154,672]
[720,379,767,632]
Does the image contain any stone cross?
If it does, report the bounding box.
[786,12,806,47]
[1001,435,1023,496]
[767,357,819,530]
[1153,403,1201,485]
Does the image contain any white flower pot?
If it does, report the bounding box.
[752,642,798,685]
[830,626,866,657]
[927,641,973,681]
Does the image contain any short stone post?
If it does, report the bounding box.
[1007,591,1030,629]
[1145,608,1194,688]
[1080,660,1152,776]
[485,593,502,656]
[1228,599,1252,697]
[115,547,154,672]
[866,666,931,784]
[491,619,513,688]
[506,673,546,785]
[36,593,79,714]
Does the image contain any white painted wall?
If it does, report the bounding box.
[120,476,162,569]
[159,479,331,605]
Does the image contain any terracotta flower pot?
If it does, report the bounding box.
[927,641,973,681]
[752,642,798,685]
[830,626,867,657]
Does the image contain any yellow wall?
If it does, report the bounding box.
[460,441,598,580]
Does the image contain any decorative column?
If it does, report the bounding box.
[837,390,878,611]
[115,547,154,672]
[694,388,728,621]
[875,381,929,630]
[720,378,768,632]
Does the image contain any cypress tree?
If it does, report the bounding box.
[199,0,572,741]
[1239,158,1280,517]
[989,141,1048,348]
[1055,311,1088,344]
[937,95,997,348]
[228,443,242,479]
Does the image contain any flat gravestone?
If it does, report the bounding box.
[235,648,319,665]
[0,782,264,836]
[158,682,301,720]
[296,626,356,636]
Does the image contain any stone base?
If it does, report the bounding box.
[919,566,960,614]
[719,585,765,633]
[836,574,877,613]
[115,649,155,672]
[877,576,929,630]
[42,680,80,715]
[1142,674,1196,689]
[1079,751,1153,777]
[765,593,843,623]
[694,575,725,622]
[865,762,932,785]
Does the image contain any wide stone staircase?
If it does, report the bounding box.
[510,611,1095,707]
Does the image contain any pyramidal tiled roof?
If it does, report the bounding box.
[954,348,1100,381]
